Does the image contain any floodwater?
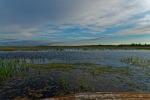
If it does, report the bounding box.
[0,50,150,99]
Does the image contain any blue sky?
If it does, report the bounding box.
[0,0,150,45]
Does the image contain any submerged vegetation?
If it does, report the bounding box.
[29,63,75,70]
[90,66,130,75]
[29,63,130,75]
[0,59,130,84]
[0,58,131,99]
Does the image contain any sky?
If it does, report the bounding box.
[0,0,150,46]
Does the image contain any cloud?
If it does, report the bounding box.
[0,0,150,45]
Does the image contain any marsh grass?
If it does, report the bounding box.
[77,79,89,91]
[121,56,150,67]
[89,66,130,75]
[29,63,130,75]
[0,58,130,85]
[58,76,69,94]
[29,63,75,71]
[0,59,29,83]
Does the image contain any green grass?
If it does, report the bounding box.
[0,59,29,83]
[77,79,89,91]
[59,76,69,93]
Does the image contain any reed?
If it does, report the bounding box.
[0,59,29,83]
[121,56,150,67]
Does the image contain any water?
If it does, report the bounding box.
[0,50,150,99]
[1,50,150,66]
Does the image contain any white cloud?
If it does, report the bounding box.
[0,0,150,44]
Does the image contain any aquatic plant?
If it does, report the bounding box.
[78,79,89,91]
[0,59,29,83]
[29,63,75,71]
[121,56,150,67]
[90,66,130,75]
[59,76,69,93]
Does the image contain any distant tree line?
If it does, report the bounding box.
[119,43,150,46]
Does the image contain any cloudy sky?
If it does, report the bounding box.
[0,0,150,45]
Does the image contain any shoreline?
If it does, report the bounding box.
[1,45,150,51]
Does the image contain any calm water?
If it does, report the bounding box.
[0,50,150,99]
[1,50,150,66]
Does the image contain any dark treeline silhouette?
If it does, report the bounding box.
[119,43,150,46]
[0,43,150,51]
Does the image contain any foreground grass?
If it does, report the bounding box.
[0,60,130,84]
[0,59,29,83]
[0,61,131,99]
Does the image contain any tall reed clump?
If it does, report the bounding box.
[121,56,150,66]
[0,59,29,83]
